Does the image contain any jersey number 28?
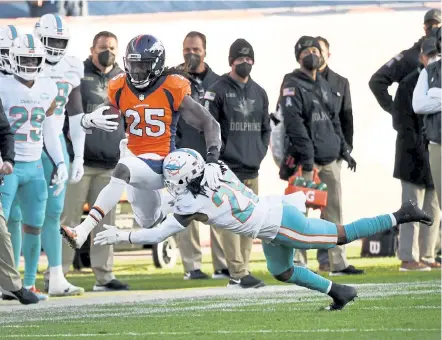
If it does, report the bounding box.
[125,108,166,137]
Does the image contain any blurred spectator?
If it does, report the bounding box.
[394,38,440,271]
[27,0,87,17]
[278,36,361,276]
[412,38,441,209]
[293,36,358,273]
[204,38,270,289]
[61,31,128,291]
[369,9,441,114]
[174,31,229,280]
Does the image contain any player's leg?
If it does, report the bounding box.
[62,156,164,248]
[0,171,20,267]
[262,242,356,311]
[7,201,22,268]
[17,160,48,299]
[275,201,433,250]
[41,138,84,296]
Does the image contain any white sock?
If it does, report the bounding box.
[49,265,65,282]
[78,177,126,235]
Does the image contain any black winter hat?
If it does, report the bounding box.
[229,39,254,65]
[295,36,321,60]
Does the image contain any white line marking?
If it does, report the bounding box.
[2,329,441,338]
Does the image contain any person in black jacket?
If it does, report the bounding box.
[204,38,270,289]
[293,36,362,275]
[279,36,361,277]
[393,39,440,271]
[61,31,129,292]
[174,31,228,281]
[369,9,441,114]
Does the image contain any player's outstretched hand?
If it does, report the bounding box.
[94,224,130,246]
[52,162,69,196]
[81,106,119,132]
[69,157,84,184]
[0,161,13,175]
[201,162,222,190]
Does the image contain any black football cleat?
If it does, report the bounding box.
[393,200,434,226]
[3,287,39,305]
[326,283,357,311]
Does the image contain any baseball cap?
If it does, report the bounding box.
[424,9,441,24]
[421,37,438,56]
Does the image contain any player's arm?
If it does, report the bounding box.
[0,98,15,170]
[180,95,221,161]
[93,213,208,246]
[66,86,86,183]
[45,99,57,117]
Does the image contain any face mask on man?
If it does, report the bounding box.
[302,53,320,71]
[235,62,252,78]
[98,50,115,67]
[184,53,201,72]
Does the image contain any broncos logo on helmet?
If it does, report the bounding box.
[124,34,165,89]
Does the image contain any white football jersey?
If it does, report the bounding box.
[172,169,285,242]
[42,55,83,134]
[0,76,57,162]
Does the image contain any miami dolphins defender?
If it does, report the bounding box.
[0,33,68,300]
[93,148,433,310]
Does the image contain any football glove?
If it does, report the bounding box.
[94,224,130,246]
[81,106,119,132]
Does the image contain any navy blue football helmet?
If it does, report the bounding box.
[124,34,165,89]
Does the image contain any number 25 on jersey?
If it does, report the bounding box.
[125,108,166,137]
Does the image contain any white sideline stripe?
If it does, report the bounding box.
[279,226,338,244]
[3,329,440,338]
[0,288,438,326]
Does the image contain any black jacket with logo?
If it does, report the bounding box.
[369,38,424,114]
[392,69,433,187]
[204,74,271,180]
[175,63,220,158]
[279,70,348,167]
[64,57,126,169]
[320,66,354,149]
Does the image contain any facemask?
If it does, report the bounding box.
[98,50,115,67]
[235,62,252,78]
[302,54,320,71]
[184,53,201,72]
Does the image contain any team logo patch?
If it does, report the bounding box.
[139,94,145,101]
[40,93,49,100]
[204,91,216,101]
[283,87,295,96]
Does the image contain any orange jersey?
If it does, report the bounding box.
[108,73,191,157]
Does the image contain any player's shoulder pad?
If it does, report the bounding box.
[165,73,190,90]
[63,55,84,76]
[108,73,127,92]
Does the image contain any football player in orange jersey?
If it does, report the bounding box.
[61,34,222,249]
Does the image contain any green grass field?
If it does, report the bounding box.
[2,248,441,340]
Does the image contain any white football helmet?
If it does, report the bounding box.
[9,33,45,81]
[163,148,205,197]
[34,13,70,63]
[0,25,19,74]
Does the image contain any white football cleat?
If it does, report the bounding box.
[49,282,85,297]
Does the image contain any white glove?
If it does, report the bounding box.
[81,106,119,132]
[94,224,130,246]
[201,162,222,190]
[52,162,68,197]
[69,157,84,184]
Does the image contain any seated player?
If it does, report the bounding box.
[61,34,222,253]
[93,148,433,311]
[0,33,68,300]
